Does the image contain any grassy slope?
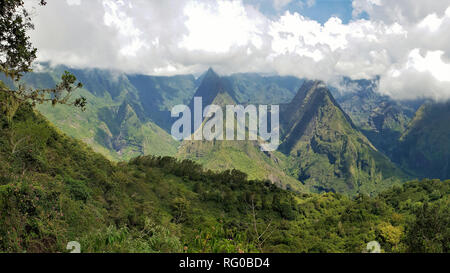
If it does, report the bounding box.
[37,93,179,161]
[177,140,303,192]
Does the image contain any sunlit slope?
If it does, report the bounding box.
[3,67,181,160]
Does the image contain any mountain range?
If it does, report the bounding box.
[1,64,303,161]
[3,64,450,196]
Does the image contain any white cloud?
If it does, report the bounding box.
[299,0,316,9]
[180,1,263,53]
[27,0,450,100]
[102,0,147,57]
[419,13,445,32]
[273,0,293,10]
[66,0,81,6]
[352,0,450,25]
[406,49,450,82]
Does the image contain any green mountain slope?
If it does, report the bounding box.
[127,73,198,131]
[330,78,417,157]
[0,90,447,253]
[178,75,408,195]
[394,102,450,180]
[1,65,181,161]
[177,69,303,191]
[2,66,306,162]
[178,140,302,191]
[280,80,407,195]
[225,73,304,104]
[94,100,179,159]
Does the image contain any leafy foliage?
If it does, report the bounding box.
[0,0,47,78]
[0,1,85,123]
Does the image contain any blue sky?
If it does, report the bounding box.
[244,0,366,23]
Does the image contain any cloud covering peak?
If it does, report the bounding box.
[27,0,450,100]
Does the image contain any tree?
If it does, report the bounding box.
[0,0,85,123]
[405,203,449,253]
[171,197,190,224]
[248,196,274,252]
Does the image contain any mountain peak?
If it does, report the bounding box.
[312,79,326,86]
[282,80,330,122]
[189,68,236,109]
[206,67,216,74]
[199,67,219,80]
[284,80,355,129]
